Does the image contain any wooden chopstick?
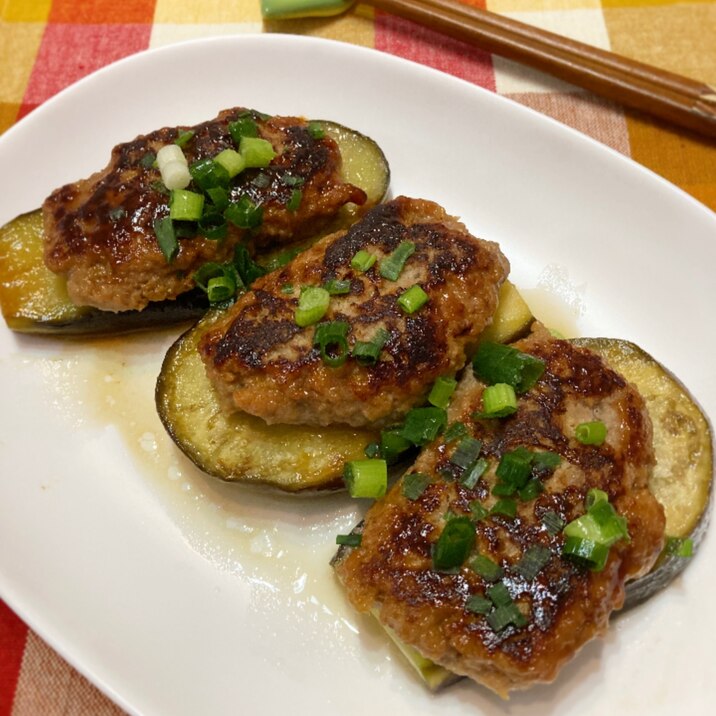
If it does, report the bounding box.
[368,0,716,139]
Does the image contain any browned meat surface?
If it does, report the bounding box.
[43,108,366,311]
[198,197,509,428]
[334,325,665,696]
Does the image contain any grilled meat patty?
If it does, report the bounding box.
[334,325,665,696]
[43,108,366,312]
[198,197,509,428]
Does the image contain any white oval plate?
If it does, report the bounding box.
[0,34,714,716]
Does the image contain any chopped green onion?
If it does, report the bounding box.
[364,442,380,459]
[153,216,178,263]
[477,383,517,418]
[225,196,263,229]
[518,478,544,502]
[323,279,351,295]
[542,510,565,536]
[350,249,377,272]
[487,603,528,631]
[514,544,552,581]
[492,482,517,497]
[402,472,432,501]
[451,436,483,470]
[295,286,330,327]
[336,533,362,547]
[432,517,476,571]
[532,451,562,474]
[139,152,156,169]
[469,501,489,522]
[344,459,387,499]
[197,211,228,241]
[190,157,230,191]
[443,422,468,443]
[495,447,533,488]
[206,186,229,211]
[174,129,195,147]
[490,498,517,519]
[193,262,243,303]
[428,376,458,410]
[461,458,488,489]
[281,283,294,295]
[313,320,350,367]
[229,116,259,144]
[157,144,191,190]
[562,490,630,571]
[400,406,447,446]
[286,188,302,212]
[206,275,236,303]
[232,244,266,286]
[169,189,204,221]
[397,284,429,314]
[213,148,246,178]
[664,536,694,558]
[240,136,276,168]
[281,173,304,187]
[379,241,416,281]
[575,420,607,446]
[469,554,503,582]
[352,328,390,365]
[472,341,545,393]
[307,121,325,139]
[562,536,610,571]
[465,594,493,615]
[379,428,412,464]
[251,172,271,189]
[486,581,512,607]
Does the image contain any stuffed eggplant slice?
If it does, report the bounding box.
[0,112,389,334]
[333,325,667,697]
[157,197,515,490]
[332,331,713,691]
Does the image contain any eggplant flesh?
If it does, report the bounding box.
[0,120,390,336]
[573,337,713,608]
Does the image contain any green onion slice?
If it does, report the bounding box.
[352,328,390,365]
[307,121,325,139]
[214,148,246,178]
[190,157,230,191]
[240,136,276,168]
[397,284,429,314]
[229,116,259,144]
[174,129,194,147]
[295,286,331,327]
[232,244,267,286]
[461,458,488,489]
[428,376,458,410]
[402,472,432,501]
[562,536,610,571]
[465,594,493,615]
[432,517,476,571]
[286,188,302,212]
[379,428,412,464]
[344,459,388,499]
[379,241,416,281]
[542,510,565,536]
[470,554,503,582]
[664,536,694,558]
[336,533,362,547]
[469,501,489,522]
[225,196,263,230]
[323,279,351,295]
[451,436,483,470]
[486,581,513,607]
[476,383,517,418]
[350,249,377,272]
[443,422,469,443]
[206,275,236,303]
[518,478,544,502]
[575,420,607,445]
[472,341,545,393]
[514,544,552,581]
[490,498,517,519]
[197,211,227,241]
[487,603,528,631]
[400,406,447,446]
[169,189,204,221]
[495,447,533,488]
[313,320,350,367]
[153,216,178,263]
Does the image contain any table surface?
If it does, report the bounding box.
[1,1,714,714]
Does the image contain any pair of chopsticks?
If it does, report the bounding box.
[263,0,716,139]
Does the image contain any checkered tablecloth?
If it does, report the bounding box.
[1,1,714,714]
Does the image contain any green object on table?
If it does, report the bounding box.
[261,0,353,20]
